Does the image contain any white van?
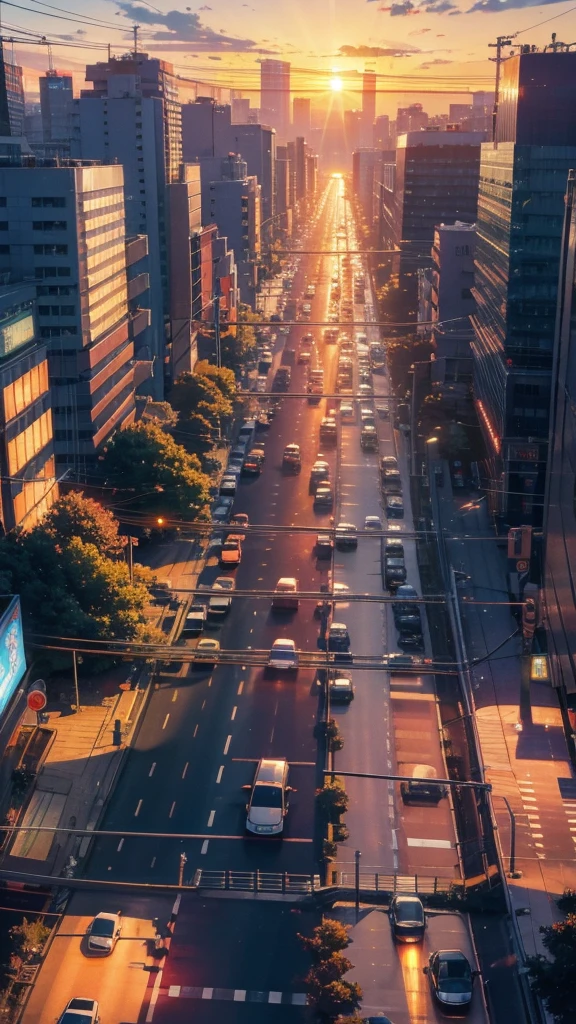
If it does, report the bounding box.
[245,758,291,836]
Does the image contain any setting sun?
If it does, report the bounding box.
[330,75,343,92]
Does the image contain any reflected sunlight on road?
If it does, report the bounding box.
[398,942,428,1023]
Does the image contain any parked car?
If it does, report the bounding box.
[208,576,235,617]
[181,604,206,637]
[229,512,249,534]
[267,639,298,671]
[219,475,237,497]
[87,913,122,955]
[381,455,398,471]
[386,495,404,519]
[424,950,477,1010]
[389,895,425,943]
[242,455,262,476]
[310,460,330,487]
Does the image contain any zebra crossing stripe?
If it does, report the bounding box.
[166,985,307,1005]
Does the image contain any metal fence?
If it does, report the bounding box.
[191,869,321,894]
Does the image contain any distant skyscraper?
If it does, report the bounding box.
[260,59,290,142]
[0,45,24,136]
[293,97,311,139]
[374,114,390,150]
[40,72,73,142]
[471,50,576,525]
[361,70,376,146]
[397,103,428,134]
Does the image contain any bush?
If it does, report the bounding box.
[527,913,576,1022]
[316,779,349,821]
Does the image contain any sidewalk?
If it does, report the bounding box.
[431,458,576,959]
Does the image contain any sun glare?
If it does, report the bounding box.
[330,75,343,92]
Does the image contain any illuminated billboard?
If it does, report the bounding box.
[0,597,26,718]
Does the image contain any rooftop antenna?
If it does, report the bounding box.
[133,24,139,56]
[488,33,517,143]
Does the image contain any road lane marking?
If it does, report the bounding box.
[149,763,156,777]
[269,993,282,1004]
[146,969,163,1022]
[234,991,246,1002]
[162,714,170,730]
[406,837,452,849]
[231,706,237,720]
[193,724,198,737]
[201,840,209,854]
[135,799,143,817]
[202,989,214,1000]
[207,810,215,827]
[117,838,124,851]
[237,681,244,694]
[216,766,224,783]
[172,690,178,703]
[182,762,189,779]
[201,700,206,710]
[150,856,156,868]
[169,801,176,818]
[224,734,232,755]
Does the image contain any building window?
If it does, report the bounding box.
[61,305,75,316]
[32,221,67,231]
[0,246,9,254]
[31,197,66,208]
[34,244,68,256]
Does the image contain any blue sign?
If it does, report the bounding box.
[0,597,26,718]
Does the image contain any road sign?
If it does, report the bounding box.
[516,559,528,572]
[27,688,47,711]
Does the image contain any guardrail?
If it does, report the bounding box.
[332,871,456,894]
[191,869,321,894]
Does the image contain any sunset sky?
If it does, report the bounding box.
[11,0,576,113]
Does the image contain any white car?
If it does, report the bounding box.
[58,1000,100,1024]
[208,576,235,616]
[87,912,122,955]
[340,403,354,421]
[219,475,237,496]
[364,515,382,530]
[268,639,298,671]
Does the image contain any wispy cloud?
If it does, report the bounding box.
[417,56,453,66]
[376,0,566,14]
[338,43,419,56]
[115,2,269,50]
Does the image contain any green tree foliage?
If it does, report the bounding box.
[306,953,353,987]
[9,918,51,958]
[219,303,260,371]
[100,422,212,519]
[195,360,237,406]
[41,492,124,558]
[316,779,349,821]
[528,914,576,1023]
[311,979,362,1019]
[171,369,233,423]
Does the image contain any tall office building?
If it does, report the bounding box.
[418,222,476,384]
[260,59,290,142]
[352,149,381,223]
[471,50,576,525]
[293,98,311,140]
[374,115,390,150]
[0,164,146,476]
[0,44,24,137]
[0,283,57,530]
[77,53,182,395]
[392,127,483,316]
[543,169,576,709]
[207,160,261,304]
[168,164,202,377]
[40,72,73,143]
[361,70,376,146]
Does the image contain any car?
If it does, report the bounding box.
[314,485,334,509]
[385,495,404,519]
[364,515,382,530]
[255,375,268,393]
[329,673,354,703]
[340,403,354,421]
[381,455,398,471]
[194,637,220,666]
[57,1000,100,1024]
[385,557,407,590]
[424,950,477,1009]
[382,468,402,495]
[219,475,237,497]
[323,622,350,652]
[298,347,312,363]
[400,762,447,803]
[245,758,292,836]
[310,460,330,485]
[385,537,404,557]
[182,604,206,637]
[358,383,373,398]
[268,639,298,671]
[398,630,425,651]
[150,580,173,605]
[361,426,378,452]
[219,534,242,567]
[283,443,302,471]
[87,912,122,955]
[208,576,235,617]
[272,577,299,610]
[227,458,244,474]
[316,533,333,558]
[229,512,249,533]
[335,522,358,549]
[242,456,262,476]
[389,895,425,943]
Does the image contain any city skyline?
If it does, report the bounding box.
[11,0,576,116]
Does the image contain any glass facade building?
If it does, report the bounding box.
[471,50,576,525]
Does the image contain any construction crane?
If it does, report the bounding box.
[40,35,57,77]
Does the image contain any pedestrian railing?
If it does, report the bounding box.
[191,869,321,894]
[333,870,457,894]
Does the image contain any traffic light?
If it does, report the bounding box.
[522,596,537,640]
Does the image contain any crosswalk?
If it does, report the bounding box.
[166,985,307,1005]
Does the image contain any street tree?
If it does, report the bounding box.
[195,360,237,406]
[299,919,351,960]
[100,422,212,519]
[311,979,362,1019]
[528,914,576,1023]
[171,369,233,423]
[219,303,260,371]
[40,492,124,558]
[316,779,349,821]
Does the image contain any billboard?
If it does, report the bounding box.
[0,597,26,719]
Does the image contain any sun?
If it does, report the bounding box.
[330,75,343,92]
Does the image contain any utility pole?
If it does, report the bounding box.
[178,851,187,886]
[213,278,222,369]
[133,24,139,56]
[72,650,80,712]
[488,33,516,142]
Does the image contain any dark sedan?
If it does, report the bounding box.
[389,895,425,943]
[424,949,477,1010]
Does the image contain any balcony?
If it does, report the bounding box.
[130,308,151,338]
[125,234,149,266]
[128,272,149,301]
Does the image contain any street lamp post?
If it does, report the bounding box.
[72,650,81,713]
[355,849,361,912]
[178,851,187,886]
